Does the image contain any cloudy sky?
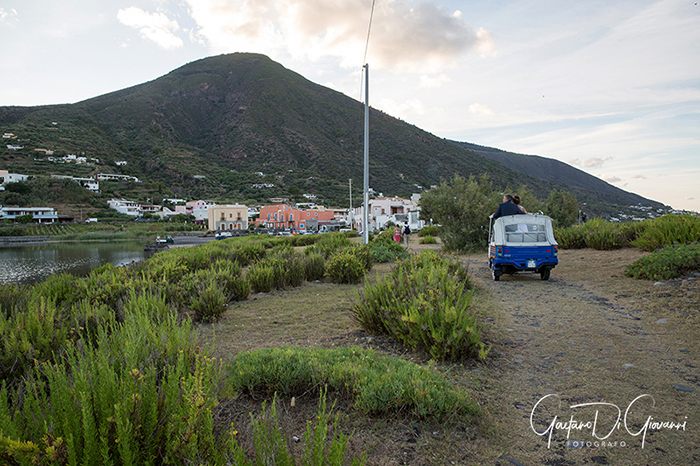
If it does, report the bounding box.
[1,0,698,211]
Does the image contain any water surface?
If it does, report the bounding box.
[0,241,147,285]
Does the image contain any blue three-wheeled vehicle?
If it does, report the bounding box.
[488,214,559,281]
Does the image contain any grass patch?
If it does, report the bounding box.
[227,346,478,420]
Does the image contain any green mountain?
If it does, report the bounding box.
[0,53,666,216]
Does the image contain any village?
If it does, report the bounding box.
[0,165,426,235]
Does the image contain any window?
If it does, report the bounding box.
[505,224,546,243]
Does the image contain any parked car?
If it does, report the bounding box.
[488,214,558,281]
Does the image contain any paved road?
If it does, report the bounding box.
[170,235,216,248]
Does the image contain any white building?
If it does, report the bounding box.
[352,196,424,233]
[0,206,58,224]
[108,199,142,216]
[97,173,140,183]
[0,171,29,185]
[51,175,100,193]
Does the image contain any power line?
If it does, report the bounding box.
[363,0,377,65]
[359,0,377,101]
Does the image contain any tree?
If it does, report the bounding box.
[544,188,579,228]
[419,175,497,251]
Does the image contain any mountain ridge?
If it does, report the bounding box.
[1,53,666,216]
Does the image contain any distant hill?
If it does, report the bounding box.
[453,142,665,215]
[0,53,666,216]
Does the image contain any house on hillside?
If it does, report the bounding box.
[174,200,217,223]
[208,204,248,231]
[0,171,29,185]
[51,175,100,193]
[0,206,58,224]
[108,199,142,216]
[6,145,24,150]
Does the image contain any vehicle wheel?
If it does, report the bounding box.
[540,268,551,281]
[492,267,501,281]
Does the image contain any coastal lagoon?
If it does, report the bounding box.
[0,241,147,285]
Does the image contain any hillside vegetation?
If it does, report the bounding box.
[1,53,667,215]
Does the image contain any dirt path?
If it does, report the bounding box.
[463,249,700,465]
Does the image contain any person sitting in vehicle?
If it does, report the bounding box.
[492,194,525,221]
[513,195,528,214]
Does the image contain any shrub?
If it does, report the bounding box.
[325,249,368,284]
[555,224,587,249]
[630,214,700,251]
[353,251,485,360]
[625,244,700,280]
[305,233,351,258]
[0,283,27,318]
[303,253,326,281]
[418,225,440,237]
[585,218,628,250]
[190,277,228,322]
[419,235,437,244]
[247,264,275,293]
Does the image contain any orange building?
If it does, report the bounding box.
[256,204,335,231]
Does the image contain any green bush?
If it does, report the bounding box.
[418,225,440,237]
[325,249,368,284]
[190,277,228,322]
[583,218,627,250]
[305,233,351,258]
[630,214,700,251]
[625,244,700,280]
[554,224,587,249]
[247,264,275,293]
[0,283,27,318]
[419,235,437,244]
[303,252,326,281]
[227,346,478,420]
[353,251,486,360]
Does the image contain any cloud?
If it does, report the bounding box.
[183,0,492,72]
[419,74,451,89]
[631,174,647,180]
[118,7,183,50]
[686,197,695,201]
[469,103,495,116]
[582,157,613,169]
[0,7,18,23]
[598,174,622,184]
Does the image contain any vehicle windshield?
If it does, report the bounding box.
[504,223,547,243]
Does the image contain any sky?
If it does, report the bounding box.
[1,0,698,212]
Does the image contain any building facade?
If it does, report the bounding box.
[352,196,424,233]
[255,204,335,231]
[0,206,58,224]
[208,204,248,231]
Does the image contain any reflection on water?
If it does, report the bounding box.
[0,242,147,285]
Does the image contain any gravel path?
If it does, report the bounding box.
[463,249,699,465]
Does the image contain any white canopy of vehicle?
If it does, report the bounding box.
[490,214,557,246]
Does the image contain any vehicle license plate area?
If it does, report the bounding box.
[527,259,536,268]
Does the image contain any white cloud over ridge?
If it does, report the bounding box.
[182,0,491,72]
[118,7,183,50]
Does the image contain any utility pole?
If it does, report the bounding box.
[363,64,369,244]
[349,178,353,230]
